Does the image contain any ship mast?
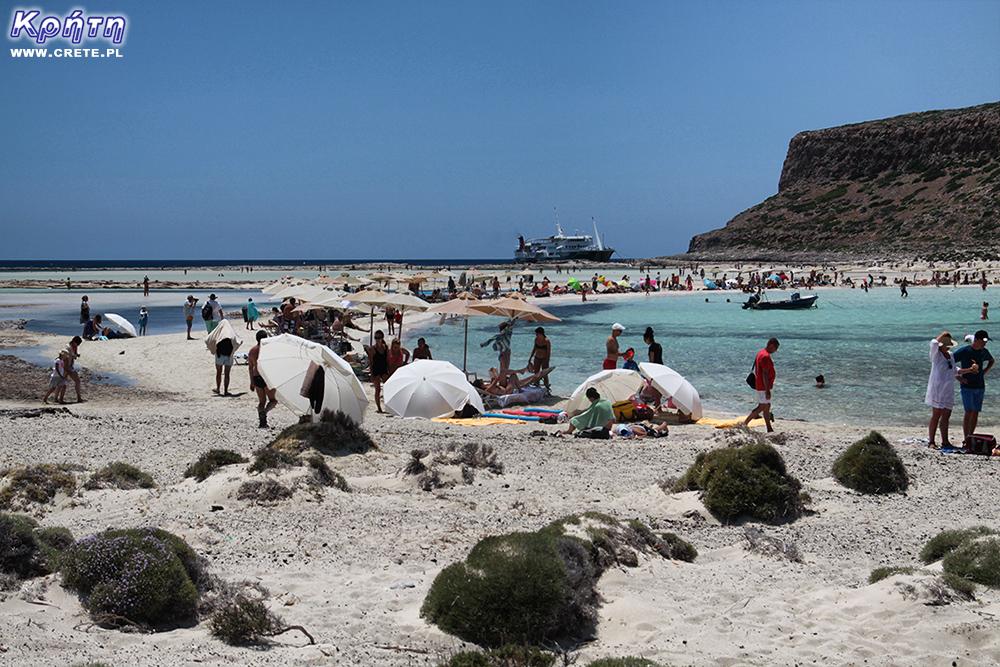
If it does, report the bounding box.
[554,207,564,237]
[593,217,604,251]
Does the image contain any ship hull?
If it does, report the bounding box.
[515,248,615,263]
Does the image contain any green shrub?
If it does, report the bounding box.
[421,531,591,648]
[920,526,995,563]
[184,450,247,482]
[248,448,299,474]
[942,571,978,598]
[61,527,201,627]
[587,659,664,667]
[0,464,76,509]
[270,410,376,456]
[942,535,1000,588]
[660,533,698,563]
[210,595,281,644]
[672,442,806,523]
[438,645,556,667]
[85,462,156,490]
[0,513,73,578]
[869,566,916,584]
[832,431,908,494]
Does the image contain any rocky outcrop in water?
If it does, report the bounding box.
[686,102,1000,261]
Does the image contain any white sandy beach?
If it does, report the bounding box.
[2,272,1000,666]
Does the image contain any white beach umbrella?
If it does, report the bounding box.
[257,334,369,423]
[382,359,484,419]
[565,369,644,416]
[638,362,703,420]
[103,313,136,337]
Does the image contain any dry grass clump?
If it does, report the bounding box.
[0,513,74,585]
[271,409,376,456]
[672,442,807,523]
[832,431,908,494]
[84,462,156,490]
[304,454,349,492]
[183,450,247,482]
[404,442,503,491]
[0,463,78,510]
[920,526,995,563]
[743,526,801,562]
[237,479,293,503]
[248,448,299,474]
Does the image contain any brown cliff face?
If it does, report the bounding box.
[687,102,1000,260]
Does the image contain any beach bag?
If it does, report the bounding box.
[241,305,248,322]
[746,359,757,388]
[201,302,213,321]
[613,400,636,422]
[965,434,996,455]
[538,415,558,424]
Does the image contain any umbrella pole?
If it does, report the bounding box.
[463,317,468,372]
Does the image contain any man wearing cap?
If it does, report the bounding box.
[604,323,625,370]
[206,294,223,333]
[953,330,994,444]
[744,337,779,432]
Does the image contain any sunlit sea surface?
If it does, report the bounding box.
[2,282,996,428]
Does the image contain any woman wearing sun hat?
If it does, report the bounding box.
[925,331,978,449]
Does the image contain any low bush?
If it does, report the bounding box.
[869,566,916,584]
[920,526,995,563]
[942,535,1000,588]
[270,409,376,456]
[672,442,806,523]
[438,645,556,667]
[84,462,156,490]
[422,531,590,648]
[660,533,698,563]
[248,448,299,474]
[304,454,349,492]
[0,513,74,579]
[184,450,247,482]
[237,479,293,503]
[60,527,201,627]
[210,595,282,644]
[832,431,908,494]
[0,464,77,509]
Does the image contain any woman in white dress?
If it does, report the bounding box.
[926,331,977,449]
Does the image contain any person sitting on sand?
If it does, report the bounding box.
[82,314,103,340]
[559,387,614,435]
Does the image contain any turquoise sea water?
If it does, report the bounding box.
[2,284,996,428]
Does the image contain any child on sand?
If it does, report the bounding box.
[138,306,149,335]
[42,351,69,404]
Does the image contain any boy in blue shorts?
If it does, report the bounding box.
[953,330,994,444]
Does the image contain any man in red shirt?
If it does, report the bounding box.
[744,338,780,432]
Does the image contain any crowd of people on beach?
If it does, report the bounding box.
[40,262,1000,448]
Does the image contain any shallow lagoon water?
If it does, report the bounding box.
[2,284,995,428]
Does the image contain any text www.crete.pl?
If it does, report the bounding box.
[10,48,122,57]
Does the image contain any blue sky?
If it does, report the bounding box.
[2,0,998,262]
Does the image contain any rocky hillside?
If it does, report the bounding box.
[686,102,1000,261]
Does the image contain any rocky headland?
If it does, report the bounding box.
[685,102,1000,262]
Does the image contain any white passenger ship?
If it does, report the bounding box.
[514,216,615,263]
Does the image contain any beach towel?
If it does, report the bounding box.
[496,386,546,408]
[432,417,527,426]
[696,417,767,429]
